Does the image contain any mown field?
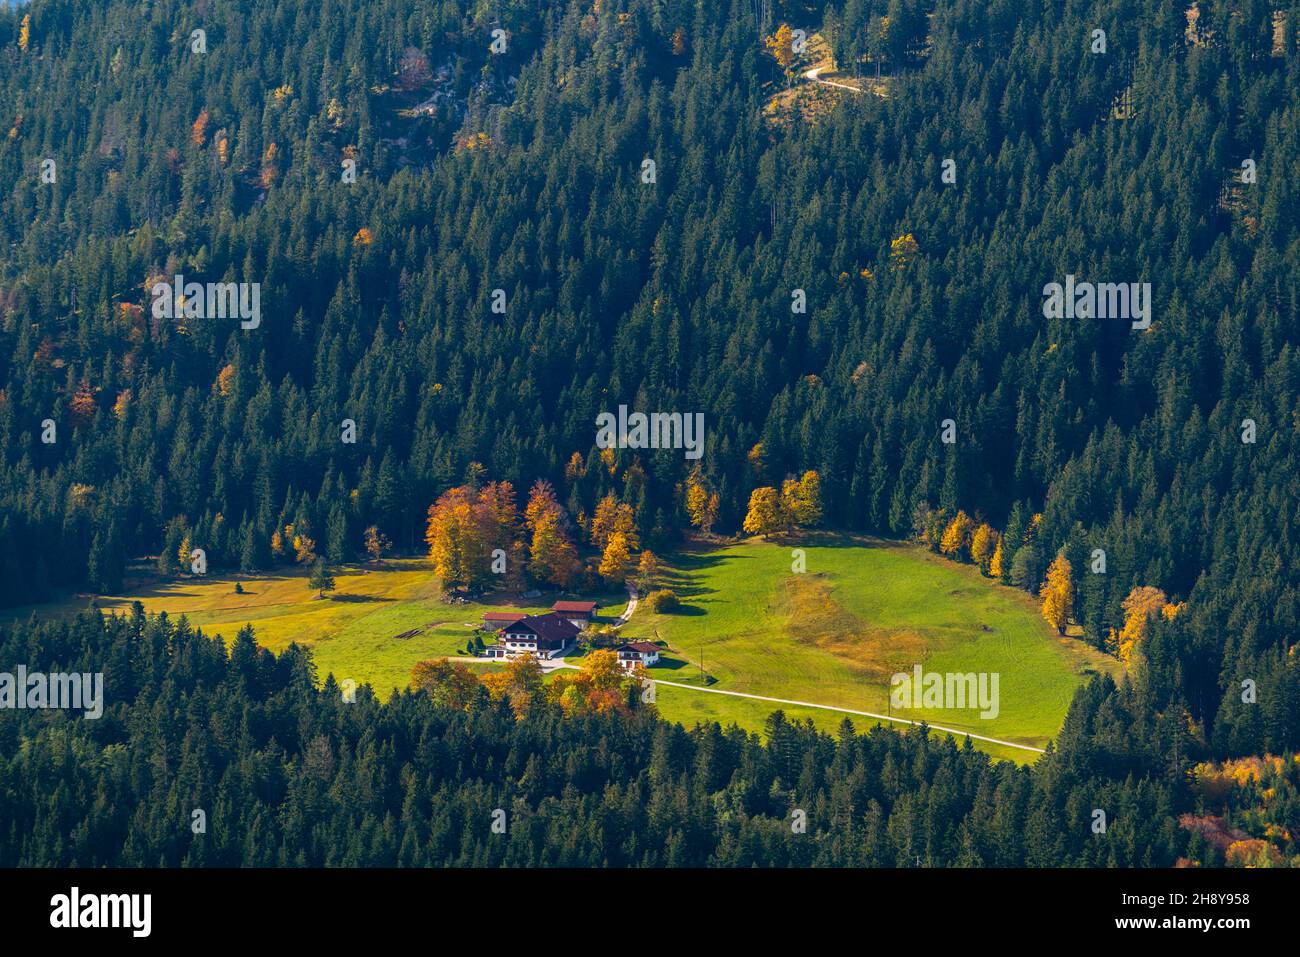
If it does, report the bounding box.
[634,536,1119,756]
[5,537,1117,762]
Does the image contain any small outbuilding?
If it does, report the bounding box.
[552,600,598,628]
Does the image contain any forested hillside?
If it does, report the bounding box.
[0,610,1201,866]
[2,0,1299,865]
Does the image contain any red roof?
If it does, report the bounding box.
[552,600,597,614]
[483,611,525,622]
[617,641,660,654]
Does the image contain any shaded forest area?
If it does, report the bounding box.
[0,610,1224,866]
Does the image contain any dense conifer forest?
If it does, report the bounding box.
[1,0,1298,865]
[0,609,1203,866]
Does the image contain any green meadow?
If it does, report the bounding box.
[5,536,1117,760]
[635,536,1118,755]
[0,560,623,696]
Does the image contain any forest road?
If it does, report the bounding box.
[645,679,1048,753]
[521,660,1048,754]
[613,583,638,626]
[802,64,866,93]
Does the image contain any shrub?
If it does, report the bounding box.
[646,589,680,612]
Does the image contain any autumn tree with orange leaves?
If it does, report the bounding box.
[550,650,640,717]
[69,382,97,428]
[411,658,482,711]
[590,492,639,551]
[425,481,519,591]
[671,26,688,57]
[191,108,209,148]
[480,654,545,717]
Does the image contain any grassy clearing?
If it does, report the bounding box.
[2,559,625,697]
[632,535,1118,753]
[7,536,1116,761]
[762,31,853,128]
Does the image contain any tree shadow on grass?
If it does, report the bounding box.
[650,655,691,671]
[759,530,895,550]
[654,579,713,602]
[329,594,396,604]
[658,534,888,605]
[649,659,717,686]
[657,552,739,601]
[655,604,707,617]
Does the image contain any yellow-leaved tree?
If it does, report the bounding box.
[970,523,998,572]
[598,530,633,584]
[988,536,1005,579]
[1114,586,1183,664]
[939,510,973,560]
[1040,555,1075,634]
[363,525,391,564]
[564,451,585,485]
[423,482,517,589]
[765,24,795,69]
[293,530,317,565]
[411,658,480,711]
[522,480,579,587]
[890,233,919,270]
[550,649,635,716]
[781,470,823,530]
[590,493,638,550]
[636,550,659,590]
[685,469,719,534]
[742,486,783,538]
[481,654,545,717]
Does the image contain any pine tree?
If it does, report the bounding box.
[309,559,336,599]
